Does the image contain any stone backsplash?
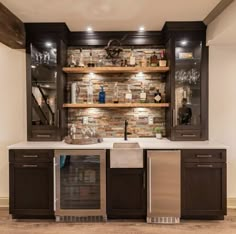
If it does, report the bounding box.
[66,47,167,138]
[67,73,166,137]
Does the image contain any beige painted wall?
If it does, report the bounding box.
[209,45,236,198]
[207,0,236,45]
[0,43,26,203]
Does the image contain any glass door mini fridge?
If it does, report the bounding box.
[54,150,106,222]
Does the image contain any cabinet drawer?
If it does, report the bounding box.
[31,130,58,141]
[175,130,201,140]
[10,150,54,163]
[182,149,226,163]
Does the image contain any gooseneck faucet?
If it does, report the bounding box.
[124,120,128,141]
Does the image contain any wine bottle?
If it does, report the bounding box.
[98,86,106,103]
[154,88,162,103]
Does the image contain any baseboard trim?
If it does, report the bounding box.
[1,197,236,209]
[0,197,9,208]
[227,197,236,209]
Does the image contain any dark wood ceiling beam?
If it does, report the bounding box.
[0,2,25,49]
[204,0,234,25]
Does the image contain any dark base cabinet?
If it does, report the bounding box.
[9,149,54,218]
[107,168,146,219]
[181,149,227,219]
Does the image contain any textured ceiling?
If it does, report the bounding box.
[1,0,220,31]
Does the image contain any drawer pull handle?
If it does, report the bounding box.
[196,155,213,158]
[22,164,38,168]
[197,164,213,168]
[36,134,51,138]
[182,134,196,137]
[23,155,38,158]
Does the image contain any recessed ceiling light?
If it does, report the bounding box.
[139,26,145,32]
[181,40,188,46]
[45,42,52,47]
[87,27,93,32]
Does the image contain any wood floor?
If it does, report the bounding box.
[0,208,236,234]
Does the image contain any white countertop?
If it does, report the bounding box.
[8,138,228,150]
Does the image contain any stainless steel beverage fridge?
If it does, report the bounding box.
[54,150,106,222]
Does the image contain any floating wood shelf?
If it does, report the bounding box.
[63,103,170,108]
[62,66,169,74]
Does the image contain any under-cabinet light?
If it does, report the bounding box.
[87,27,93,32]
[45,42,52,47]
[139,26,145,32]
[181,40,188,46]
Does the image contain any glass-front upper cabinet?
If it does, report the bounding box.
[174,41,201,128]
[26,23,68,141]
[31,42,57,127]
[164,22,208,141]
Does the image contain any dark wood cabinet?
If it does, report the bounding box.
[9,149,54,218]
[25,23,69,141]
[181,149,227,219]
[107,168,146,219]
[164,22,208,140]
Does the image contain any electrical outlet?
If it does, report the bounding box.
[148,116,154,125]
[83,116,89,124]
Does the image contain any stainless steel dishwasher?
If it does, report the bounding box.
[147,150,181,224]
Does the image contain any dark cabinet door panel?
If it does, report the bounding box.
[10,162,54,217]
[107,169,146,218]
[181,162,226,217]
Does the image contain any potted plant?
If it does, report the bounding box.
[153,126,162,139]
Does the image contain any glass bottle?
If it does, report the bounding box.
[150,51,158,67]
[141,54,147,67]
[98,85,106,103]
[154,88,162,103]
[140,82,146,103]
[113,82,119,103]
[87,79,93,104]
[125,85,132,103]
[129,49,136,67]
[88,49,95,67]
[78,48,85,67]
[71,82,79,103]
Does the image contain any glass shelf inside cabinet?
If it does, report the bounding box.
[174,41,202,127]
[30,42,57,127]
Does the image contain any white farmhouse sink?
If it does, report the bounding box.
[110,142,143,168]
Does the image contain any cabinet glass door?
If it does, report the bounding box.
[174,41,202,128]
[30,42,57,126]
[59,154,101,209]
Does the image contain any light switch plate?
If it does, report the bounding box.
[148,116,154,125]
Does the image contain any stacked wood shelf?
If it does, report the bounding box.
[62,66,169,74]
[63,103,170,108]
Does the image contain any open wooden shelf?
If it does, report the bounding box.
[62,66,169,74]
[63,103,170,108]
